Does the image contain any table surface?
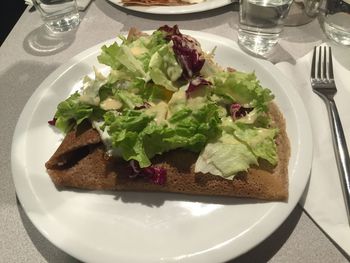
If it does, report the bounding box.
[0,1,349,262]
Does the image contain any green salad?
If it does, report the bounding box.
[51,25,278,180]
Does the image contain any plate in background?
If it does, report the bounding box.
[106,0,233,14]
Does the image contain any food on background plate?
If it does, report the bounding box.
[45,25,290,201]
[121,0,204,6]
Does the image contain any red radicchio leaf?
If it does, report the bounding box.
[230,103,253,120]
[158,25,205,79]
[128,161,167,185]
[142,166,167,185]
[158,25,181,40]
[48,118,57,126]
[186,77,211,98]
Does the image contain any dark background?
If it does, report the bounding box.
[1,0,27,46]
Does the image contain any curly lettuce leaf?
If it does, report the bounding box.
[99,44,147,78]
[106,110,155,167]
[212,71,274,112]
[195,114,279,178]
[222,116,278,165]
[54,92,104,133]
[234,123,279,165]
[195,132,258,179]
[106,103,221,167]
[97,31,170,82]
[149,43,183,91]
[138,82,173,104]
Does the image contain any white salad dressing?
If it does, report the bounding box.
[144,101,168,124]
[92,120,122,157]
[100,98,123,110]
[79,67,107,106]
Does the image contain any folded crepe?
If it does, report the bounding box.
[45,102,290,201]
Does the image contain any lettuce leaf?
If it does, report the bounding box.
[212,71,274,112]
[149,43,183,91]
[114,90,144,109]
[222,117,278,164]
[106,110,155,167]
[195,132,258,179]
[97,32,170,82]
[54,92,104,133]
[233,123,278,165]
[98,43,147,78]
[106,103,221,167]
[195,115,279,178]
[138,82,173,104]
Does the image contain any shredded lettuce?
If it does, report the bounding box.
[51,25,280,179]
[103,103,221,167]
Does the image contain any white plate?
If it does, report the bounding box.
[107,0,232,14]
[11,31,312,263]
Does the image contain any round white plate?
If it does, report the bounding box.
[107,0,232,14]
[11,31,312,263]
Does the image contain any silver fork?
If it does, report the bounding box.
[311,46,350,224]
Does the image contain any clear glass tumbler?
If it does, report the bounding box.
[319,0,350,45]
[238,0,294,55]
[32,0,80,32]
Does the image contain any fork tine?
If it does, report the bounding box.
[323,46,327,79]
[329,46,334,80]
[317,46,322,79]
[311,47,316,79]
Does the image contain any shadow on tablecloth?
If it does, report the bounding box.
[22,25,76,56]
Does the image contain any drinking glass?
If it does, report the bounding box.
[319,0,350,46]
[284,0,320,26]
[238,0,294,55]
[32,0,80,32]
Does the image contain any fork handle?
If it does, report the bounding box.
[325,98,350,223]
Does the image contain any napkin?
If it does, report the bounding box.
[25,0,92,11]
[276,43,350,256]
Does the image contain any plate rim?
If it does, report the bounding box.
[11,30,313,262]
[106,0,233,14]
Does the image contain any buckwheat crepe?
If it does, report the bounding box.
[45,102,290,201]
